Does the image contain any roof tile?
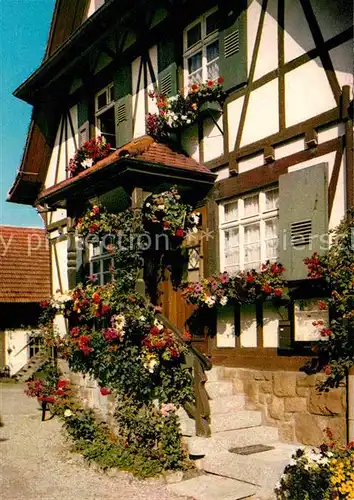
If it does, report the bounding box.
[0,226,50,303]
[38,135,213,201]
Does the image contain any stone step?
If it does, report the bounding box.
[201,444,300,492]
[187,426,279,456]
[180,410,262,436]
[209,394,246,414]
[167,474,259,500]
[205,380,234,399]
[205,366,225,382]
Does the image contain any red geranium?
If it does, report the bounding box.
[175,229,184,238]
[100,387,111,396]
[217,76,224,84]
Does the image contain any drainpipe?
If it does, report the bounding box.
[348,368,354,444]
[342,85,354,444]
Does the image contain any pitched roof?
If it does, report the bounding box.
[0,226,51,303]
[37,135,215,203]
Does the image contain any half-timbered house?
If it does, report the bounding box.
[8,0,353,462]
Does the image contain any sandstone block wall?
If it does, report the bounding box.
[58,360,116,425]
[221,367,347,446]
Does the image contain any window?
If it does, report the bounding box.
[95,83,116,148]
[89,239,114,285]
[183,8,219,85]
[220,189,279,273]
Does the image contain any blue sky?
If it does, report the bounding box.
[0,0,56,227]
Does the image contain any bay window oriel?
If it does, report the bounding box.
[219,189,279,273]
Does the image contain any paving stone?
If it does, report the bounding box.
[167,474,259,500]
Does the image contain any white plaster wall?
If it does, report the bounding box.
[216,305,236,347]
[147,45,158,115]
[5,329,29,375]
[203,115,224,162]
[247,0,262,74]
[227,96,245,152]
[253,0,278,81]
[310,0,353,42]
[285,58,336,127]
[48,209,67,226]
[294,299,329,341]
[263,302,279,347]
[44,106,78,189]
[284,0,315,63]
[181,124,199,161]
[240,304,257,347]
[241,79,279,147]
[238,152,264,173]
[274,137,304,160]
[132,56,146,138]
[45,117,63,189]
[330,40,354,95]
[53,314,69,338]
[317,123,345,144]
[51,238,68,294]
[215,166,229,181]
[329,156,346,231]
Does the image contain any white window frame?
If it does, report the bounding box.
[219,188,279,273]
[94,83,116,149]
[89,240,114,286]
[183,7,219,87]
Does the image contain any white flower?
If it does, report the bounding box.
[289,459,297,466]
[220,296,228,306]
[154,319,164,331]
[139,315,146,322]
[192,213,200,224]
[145,203,151,208]
[82,158,93,169]
[157,204,165,210]
[113,314,126,331]
[64,409,72,418]
[143,354,159,373]
[186,119,191,124]
[205,296,216,308]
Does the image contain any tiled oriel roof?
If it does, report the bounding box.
[0,226,51,303]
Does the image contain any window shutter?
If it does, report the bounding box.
[158,38,178,97]
[279,163,328,281]
[114,65,133,147]
[218,0,247,92]
[78,98,89,129]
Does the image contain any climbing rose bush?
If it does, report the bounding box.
[143,186,199,240]
[304,210,354,388]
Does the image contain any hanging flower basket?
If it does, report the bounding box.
[66,136,112,177]
[146,78,226,140]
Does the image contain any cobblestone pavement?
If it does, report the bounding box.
[0,383,189,500]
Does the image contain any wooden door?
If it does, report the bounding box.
[159,206,212,355]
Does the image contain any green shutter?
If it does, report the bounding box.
[158,38,178,97]
[115,95,133,147]
[218,0,247,92]
[78,98,89,128]
[114,65,133,147]
[279,163,329,281]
